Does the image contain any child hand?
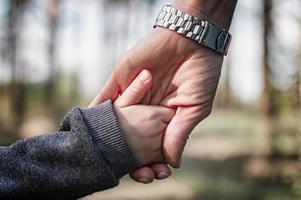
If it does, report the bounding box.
[113,70,175,166]
[114,105,175,165]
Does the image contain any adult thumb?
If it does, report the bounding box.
[163,106,201,168]
[115,69,152,107]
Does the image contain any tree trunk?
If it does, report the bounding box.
[297,21,301,110]
[262,0,273,117]
[295,70,300,109]
[262,0,282,158]
[45,0,61,105]
[7,0,30,132]
[225,57,233,108]
[298,68,301,110]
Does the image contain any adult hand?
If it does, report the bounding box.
[90,27,223,167]
[90,0,236,183]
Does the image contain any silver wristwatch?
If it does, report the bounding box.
[154,5,232,55]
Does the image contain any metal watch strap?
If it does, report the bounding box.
[154,5,232,55]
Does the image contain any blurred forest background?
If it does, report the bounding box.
[0,0,301,199]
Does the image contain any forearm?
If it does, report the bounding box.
[173,0,237,30]
[0,101,138,199]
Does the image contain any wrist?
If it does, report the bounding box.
[114,106,146,165]
[173,0,206,19]
[173,0,237,30]
[81,101,139,178]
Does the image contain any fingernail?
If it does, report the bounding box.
[157,172,171,180]
[139,70,150,82]
[138,178,152,184]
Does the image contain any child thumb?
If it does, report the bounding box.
[115,70,152,107]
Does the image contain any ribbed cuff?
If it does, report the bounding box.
[80,100,139,179]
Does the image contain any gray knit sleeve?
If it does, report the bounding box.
[0,100,140,200]
[80,100,139,179]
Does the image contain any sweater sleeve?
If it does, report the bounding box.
[0,100,139,200]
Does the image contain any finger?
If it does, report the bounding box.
[89,72,120,107]
[151,164,172,180]
[129,167,155,184]
[113,49,151,92]
[163,106,202,168]
[115,70,152,107]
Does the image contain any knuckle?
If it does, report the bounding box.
[148,123,166,138]
[148,131,162,138]
[146,110,157,120]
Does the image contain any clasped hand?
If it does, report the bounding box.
[89,27,223,183]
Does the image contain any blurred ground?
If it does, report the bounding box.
[82,110,301,200]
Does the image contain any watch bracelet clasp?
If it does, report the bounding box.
[200,22,232,55]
